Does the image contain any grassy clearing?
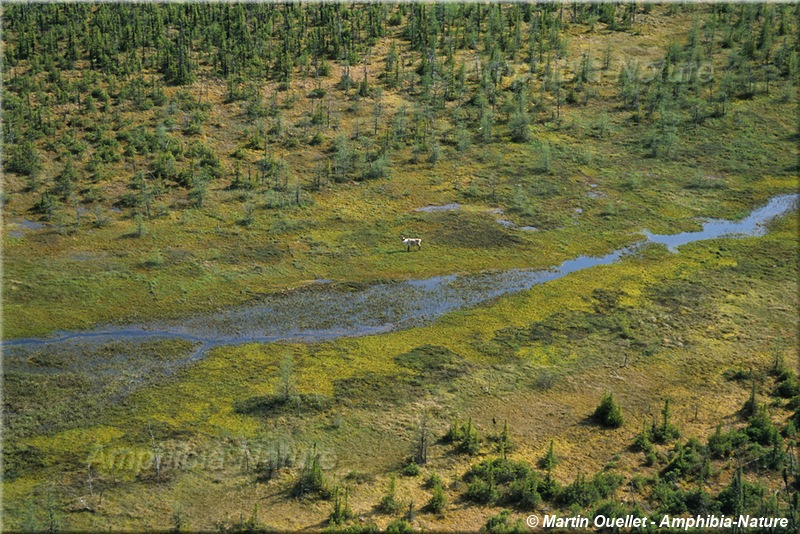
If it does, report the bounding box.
[3,5,798,338]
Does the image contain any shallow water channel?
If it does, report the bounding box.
[3,194,797,378]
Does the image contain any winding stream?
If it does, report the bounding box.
[3,194,797,374]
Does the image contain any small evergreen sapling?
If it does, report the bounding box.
[379,476,403,514]
[538,440,559,471]
[593,392,624,428]
[652,399,681,443]
[426,481,447,514]
[328,484,354,526]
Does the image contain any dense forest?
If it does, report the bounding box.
[2,2,799,532]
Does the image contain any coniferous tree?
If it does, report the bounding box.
[593,393,624,428]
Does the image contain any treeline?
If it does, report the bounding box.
[3,3,798,231]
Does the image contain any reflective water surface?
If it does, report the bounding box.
[3,194,797,374]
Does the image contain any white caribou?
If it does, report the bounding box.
[401,236,422,252]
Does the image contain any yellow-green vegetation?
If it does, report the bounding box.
[2,2,799,532]
[3,3,797,338]
[5,214,797,531]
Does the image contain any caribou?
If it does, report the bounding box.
[401,236,422,252]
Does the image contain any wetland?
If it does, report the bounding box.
[2,3,798,532]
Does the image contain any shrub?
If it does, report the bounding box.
[216,504,270,533]
[6,141,41,176]
[632,420,655,453]
[378,476,403,514]
[775,369,800,398]
[558,471,623,507]
[791,398,800,428]
[402,460,420,477]
[385,519,412,534]
[741,382,759,417]
[538,143,552,173]
[538,471,561,502]
[426,472,444,489]
[445,418,481,455]
[427,143,441,164]
[92,206,111,228]
[234,393,330,417]
[653,480,715,515]
[755,442,789,471]
[683,487,716,515]
[489,420,515,457]
[30,193,58,220]
[661,438,705,481]
[508,472,542,509]
[591,472,624,498]
[310,131,325,146]
[427,483,447,513]
[292,446,329,499]
[443,419,464,443]
[464,458,533,487]
[325,524,379,533]
[593,501,629,523]
[706,425,748,459]
[652,399,680,443]
[481,510,526,533]
[362,156,389,180]
[188,181,208,208]
[508,112,531,142]
[538,440,558,470]
[593,393,624,428]
[745,407,782,447]
[254,439,295,482]
[717,470,765,515]
[329,485,354,526]
[458,420,481,455]
[153,151,178,181]
[117,192,141,209]
[722,368,751,382]
[466,477,498,504]
[53,158,77,199]
[454,126,472,152]
[464,457,544,507]
[784,420,796,438]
